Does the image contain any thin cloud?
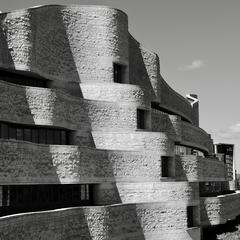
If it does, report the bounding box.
[178,60,205,71]
[211,123,240,141]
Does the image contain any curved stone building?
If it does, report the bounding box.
[0,4,238,240]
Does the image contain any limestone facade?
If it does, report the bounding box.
[0,4,236,240]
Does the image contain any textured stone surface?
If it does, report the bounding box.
[0,4,222,240]
[0,81,139,131]
[0,5,198,125]
[200,192,240,226]
[181,121,214,153]
[175,155,227,181]
[0,5,128,83]
[116,182,199,204]
[0,139,165,184]
[128,34,196,124]
[0,203,198,240]
[92,131,175,153]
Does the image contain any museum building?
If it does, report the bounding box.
[0,4,239,240]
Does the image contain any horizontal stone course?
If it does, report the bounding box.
[0,81,137,131]
[0,139,164,184]
[175,155,227,181]
[0,202,196,240]
[200,191,240,226]
[0,5,128,83]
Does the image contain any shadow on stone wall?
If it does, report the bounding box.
[128,34,157,100]
[202,217,240,240]
[0,16,14,68]
[0,7,148,239]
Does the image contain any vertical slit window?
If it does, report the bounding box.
[113,63,125,83]
[161,156,169,177]
[187,206,198,228]
[137,109,146,129]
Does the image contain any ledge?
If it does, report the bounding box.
[200,191,240,226]
[175,155,226,182]
[0,202,199,240]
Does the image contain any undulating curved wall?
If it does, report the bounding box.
[0,4,220,240]
[128,34,196,124]
[175,155,227,181]
[80,82,151,107]
[0,203,200,240]
[0,139,165,184]
[92,131,175,153]
[200,192,240,226]
[116,182,199,204]
[181,122,213,153]
[0,5,128,83]
[0,81,139,131]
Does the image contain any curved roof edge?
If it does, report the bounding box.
[0,4,128,18]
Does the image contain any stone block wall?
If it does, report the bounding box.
[200,191,240,226]
[0,202,199,240]
[0,5,129,83]
[175,155,227,181]
[0,4,224,240]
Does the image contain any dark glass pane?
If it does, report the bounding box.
[81,185,86,200]
[53,130,61,144]
[31,129,39,143]
[161,157,169,177]
[1,123,9,139]
[113,63,125,83]
[39,129,46,144]
[16,128,24,140]
[9,126,16,139]
[86,185,89,200]
[46,129,54,144]
[137,109,145,129]
[61,131,66,145]
[2,186,10,206]
[0,70,47,88]
[24,129,31,142]
[187,206,194,228]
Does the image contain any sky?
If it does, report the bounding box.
[1,0,240,170]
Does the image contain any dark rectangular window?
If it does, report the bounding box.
[113,63,124,83]
[187,206,198,228]
[137,109,145,129]
[0,184,93,216]
[0,122,69,145]
[0,69,47,88]
[161,156,169,177]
